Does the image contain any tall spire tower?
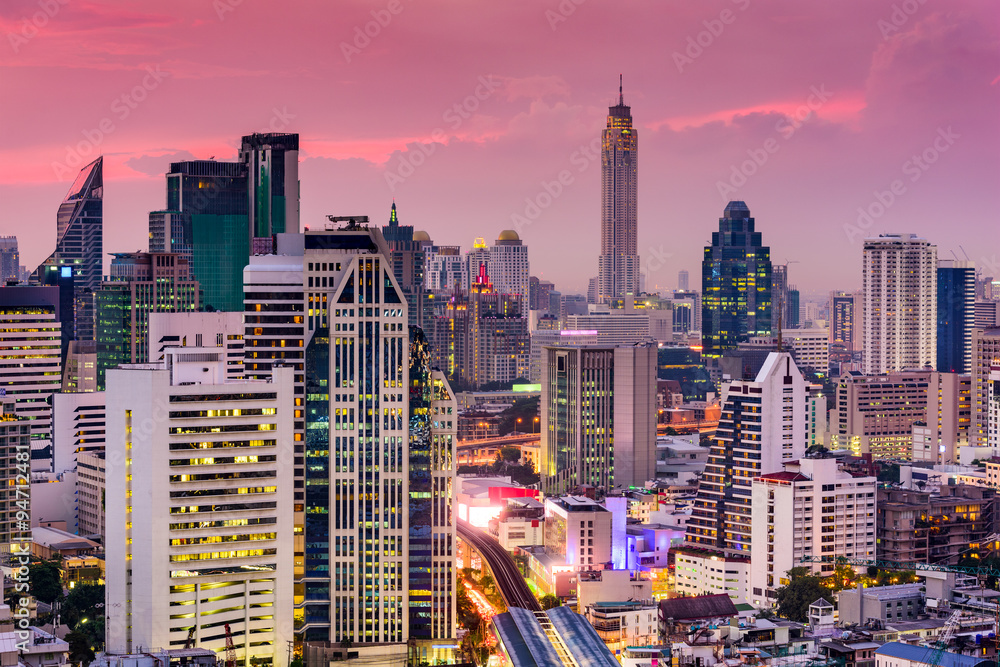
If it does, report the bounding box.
[597,76,639,305]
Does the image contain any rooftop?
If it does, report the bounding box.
[875,642,993,667]
[660,594,738,622]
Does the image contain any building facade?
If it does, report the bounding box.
[861,234,937,375]
[488,230,530,306]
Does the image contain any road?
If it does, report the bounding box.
[457,518,541,612]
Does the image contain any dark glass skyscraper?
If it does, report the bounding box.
[597,77,639,304]
[701,201,772,358]
[34,156,103,341]
[239,132,300,239]
[382,202,430,327]
[164,160,248,311]
[937,259,976,373]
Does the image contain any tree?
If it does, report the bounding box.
[63,583,104,628]
[500,446,521,463]
[774,567,827,622]
[66,630,94,667]
[539,594,561,610]
[29,560,63,605]
[456,586,482,630]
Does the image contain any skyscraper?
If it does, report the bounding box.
[488,230,530,306]
[701,201,772,359]
[34,156,103,341]
[163,160,248,311]
[94,252,199,389]
[407,328,458,651]
[239,132,300,239]
[861,233,937,375]
[0,237,19,284]
[771,264,788,331]
[937,259,976,374]
[246,220,457,651]
[684,352,806,557]
[597,77,639,304]
[539,343,657,493]
[677,269,689,291]
[829,291,861,353]
[382,202,430,327]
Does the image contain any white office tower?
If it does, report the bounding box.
[105,351,294,667]
[750,457,877,606]
[52,391,105,473]
[861,234,937,375]
[488,231,530,306]
[685,352,807,557]
[149,311,245,381]
[246,221,457,654]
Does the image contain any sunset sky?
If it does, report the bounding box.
[2,0,998,296]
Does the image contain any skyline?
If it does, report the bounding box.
[1,0,998,296]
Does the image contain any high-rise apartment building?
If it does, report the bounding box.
[464,238,490,293]
[33,156,103,341]
[162,160,249,311]
[861,234,937,375]
[0,237,19,284]
[148,210,193,264]
[539,343,656,493]
[678,269,689,291]
[750,457,877,605]
[94,252,199,390]
[488,230,530,306]
[701,201,772,359]
[685,352,806,557]
[0,286,63,445]
[937,260,976,374]
[425,244,463,293]
[239,132,300,240]
[597,78,639,304]
[971,327,1000,448]
[105,353,294,665]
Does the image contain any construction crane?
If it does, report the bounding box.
[224,624,237,667]
[925,610,962,667]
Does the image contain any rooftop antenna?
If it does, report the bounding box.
[619,74,624,105]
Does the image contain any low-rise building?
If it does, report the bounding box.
[544,495,613,571]
[875,641,993,667]
[750,456,877,605]
[577,569,652,614]
[673,548,750,603]
[490,497,545,551]
[837,584,924,627]
[584,601,659,655]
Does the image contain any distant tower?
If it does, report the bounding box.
[597,76,639,304]
[701,201,772,358]
[239,132,300,238]
[677,269,689,291]
[861,234,937,375]
[34,156,103,341]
